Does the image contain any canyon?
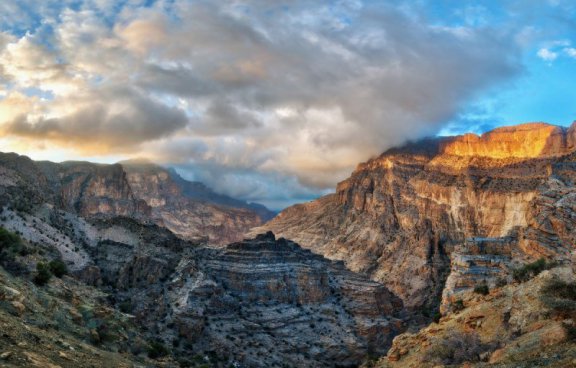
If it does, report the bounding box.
[1,121,575,367]
[253,122,576,310]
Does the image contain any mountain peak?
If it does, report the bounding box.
[441,121,575,159]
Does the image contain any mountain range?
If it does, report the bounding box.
[0,122,575,367]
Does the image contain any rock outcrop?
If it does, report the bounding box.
[253,122,576,309]
[374,266,576,368]
[121,161,270,244]
[131,232,404,368]
[0,153,273,245]
[441,122,576,158]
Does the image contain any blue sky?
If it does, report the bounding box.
[0,0,575,209]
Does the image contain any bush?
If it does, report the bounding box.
[119,300,132,313]
[433,312,442,323]
[452,299,465,313]
[541,279,576,315]
[34,262,52,286]
[474,282,489,296]
[496,277,508,288]
[513,258,559,283]
[48,259,68,278]
[0,227,24,261]
[147,341,169,359]
[423,331,494,365]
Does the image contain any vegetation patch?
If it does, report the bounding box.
[33,262,52,286]
[540,278,576,340]
[512,258,559,283]
[48,259,68,278]
[147,340,170,359]
[423,331,494,365]
[474,282,489,296]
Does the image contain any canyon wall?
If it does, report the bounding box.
[253,122,576,309]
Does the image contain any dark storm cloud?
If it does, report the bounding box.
[2,86,188,151]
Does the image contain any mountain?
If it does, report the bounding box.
[0,153,273,245]
[120,159,275,244]
[0,152,404,367]
[377,264,576,367]
[1,121,576,367]
[251,122,576,310]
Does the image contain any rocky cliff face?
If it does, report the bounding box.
[0,153,272,245]
[253,122,576,309]
[128,232,404,368]
[121,161,269,244]
[375,265,576,368]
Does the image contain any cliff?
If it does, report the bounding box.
[121,161,269,244]
[375,265,576,367]
[0,153,272,245]
[134,232,405,367]
[252,122,576,309]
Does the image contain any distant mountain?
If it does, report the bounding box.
[165,167,276,221]
[0,153,273,245]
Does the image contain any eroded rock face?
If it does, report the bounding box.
[122,161,271,245]
[0,153,272,246]
[253,122,576,309]
[132,232,404,368]
[378,266,576,368]
[441,122,574,159]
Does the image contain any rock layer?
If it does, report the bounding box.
[141,232,405,367]
[253,122,576,309]
[0,153,272,245]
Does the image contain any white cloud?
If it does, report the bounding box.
[537,47,558,61]
[565,47,576,58]
[0,0,523,205]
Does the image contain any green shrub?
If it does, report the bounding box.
[34,262,52,286]
[433,312,442,323]
[452,299,465,313]
[48,259,68,278]
[474,282,489,296]
[513,258,559,283]
[0,227,24,261]
[496,277,507,288]
[541,279,576,315]
[119,300,132,313]
[147,341,169,359]
[424,331,494,365]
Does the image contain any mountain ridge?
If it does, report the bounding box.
[251,121,576,310]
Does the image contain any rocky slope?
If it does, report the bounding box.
[0,213,406,367]
[0,263,172,368]
[372,264,576,368]
[252,122,576,309]
[127,232,405,367]
[0,152,272,245]
[121,160,274,244]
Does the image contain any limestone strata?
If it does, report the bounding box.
[253,122,576,309]
[441,122,576,159]
[136,232,404,368]
[441,237,513,313]
[377,266,576,368]
[122,162,267,245]
[0,152,271,246]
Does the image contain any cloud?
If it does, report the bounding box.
[565,47,576,58]
[0,0,525,206]
[0,86,188,153]
[537,47,558,61]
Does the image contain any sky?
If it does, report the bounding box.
[0,0,575,210]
